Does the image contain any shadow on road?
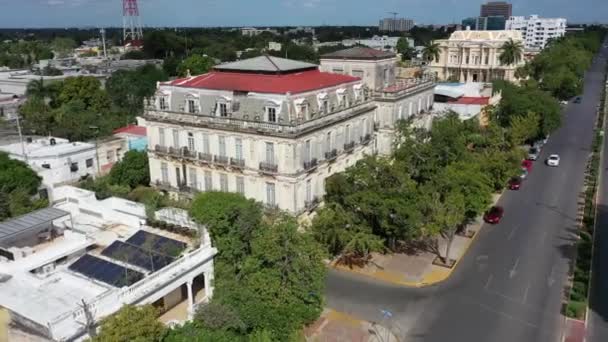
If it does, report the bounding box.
[588,203,608,329]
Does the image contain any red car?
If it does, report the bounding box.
[521,159,533,172]
[484,206,504,224]
[508,177,522,190]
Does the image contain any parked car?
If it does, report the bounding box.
[508,177,522,190]
[520,168,529,179]
[521,159,533,171]
[527,147,540,161]
[484,206,504,224]
[546,154,560,167]
[574,97,582,104]
[560,100,568,106]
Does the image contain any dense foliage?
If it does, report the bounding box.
[20,64,166,141]
[91,305,166,342]
[183,192,325,340]
[108,150,150,189]
[0,152,47,220]
[519,31,604,99]
[313,114,525,264]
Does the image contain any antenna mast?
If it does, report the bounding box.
[123,0,143,45]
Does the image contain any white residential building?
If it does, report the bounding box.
[0,91,23,121]
[0,137,97,199]
[506,15,567,50]
[428,29,526,83]
[144,53,435,214]
[0,186,216,341]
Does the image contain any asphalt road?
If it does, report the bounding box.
[326,43,608,342]
[587,41,608,342]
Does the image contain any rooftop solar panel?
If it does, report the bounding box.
[68,254,143,287]
[101,241,175,272]
[126,230,186,258]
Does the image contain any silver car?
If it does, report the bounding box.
[528,147,540,161]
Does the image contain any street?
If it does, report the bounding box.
[326,43,608,342]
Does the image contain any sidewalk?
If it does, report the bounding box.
[305,309,399,342]
[331,193,501,287]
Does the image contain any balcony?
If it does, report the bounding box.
[259,161,278,174]
[198,152,213,163]
[181,148,197,159]
[325,149,338,161]
[214,155,229,165]
[304,197,320,211]
[145,101,376,139]
[155,179,173,191]
[154,145,168,154]
[230,158,245,169]
[303,158,318,171]
[344,141,355,153]
[360,134,372,145]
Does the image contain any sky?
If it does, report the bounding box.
[0,0,606,28]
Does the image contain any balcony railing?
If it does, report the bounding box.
[155,179,173,190]
[182,148,197,159]
[214,155,229,165]
[303,158,318,171]
[154,145,168,154]
[360,134,372,145]
[230,157,245,168]
[198,152,213,163]
[145,101,376,138]
[168,146,180,156]
[325,149,338,161]
[259,161,278,174]
[344,141,355,152]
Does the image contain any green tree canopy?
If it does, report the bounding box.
[177,54,215,77]
[91,305,166,342]
[499,38,524,66]
[109,150,150,189]
[51,37,76,58]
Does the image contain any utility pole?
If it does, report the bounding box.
[15,115,28,163]
[89,126,100,176]
[100,28,108,59]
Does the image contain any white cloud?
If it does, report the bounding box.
[302,0,321,8]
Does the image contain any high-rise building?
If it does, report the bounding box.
[480,1,512,18]
[506,15,567,49]
[379,18,415,32]
[462,16,506,30]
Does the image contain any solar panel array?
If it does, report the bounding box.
[126,230,187,258]
[101,240,175,272]
[69,254,144,287]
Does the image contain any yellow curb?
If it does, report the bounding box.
[0,308,9,342]
[325,309,363,327]
[330,221,485,288]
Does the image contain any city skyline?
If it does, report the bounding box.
[0,0,605,29]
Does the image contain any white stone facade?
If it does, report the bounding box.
[506,15,567,50]
[428,30,526,83]
[319,56,397,91]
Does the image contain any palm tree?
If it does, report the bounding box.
[422,41,441,63]
[25,78,47,98]
[499,38,524,66]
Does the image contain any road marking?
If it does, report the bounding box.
[478,302,538,329]
[523,283,530,304]
[509,258,520,278]
[484,274,493,290]
[508,225,519,240]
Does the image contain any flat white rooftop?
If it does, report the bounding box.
[0,137,94,159]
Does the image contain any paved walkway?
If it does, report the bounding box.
[331,194,501,287]
[305,309,398,342]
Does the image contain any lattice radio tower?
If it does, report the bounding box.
[123,0,143,44]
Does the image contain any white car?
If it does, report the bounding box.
[546,154,560,167]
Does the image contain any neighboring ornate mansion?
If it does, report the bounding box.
[143,48,435,214]
[428,30,525,83]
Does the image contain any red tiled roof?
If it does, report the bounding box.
[453,97,490,105]
[166,69,360,94]
[113,125,147,136]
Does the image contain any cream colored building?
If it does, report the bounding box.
[144,52,435,214]
[428,30,525,83]
[320,47,436,155]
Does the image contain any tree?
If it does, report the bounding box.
[177,54,215,77]
[91,305,166,342]
[51,37,76,58]
[109,150,150,189]
[427,191,465,264]
[396,37,415,60]
[57,76,110,112]
[499,38,524,66]
[422,41,440,62]
[106,65,168,117]
[19,96,54,135]
[508,111,540,146]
